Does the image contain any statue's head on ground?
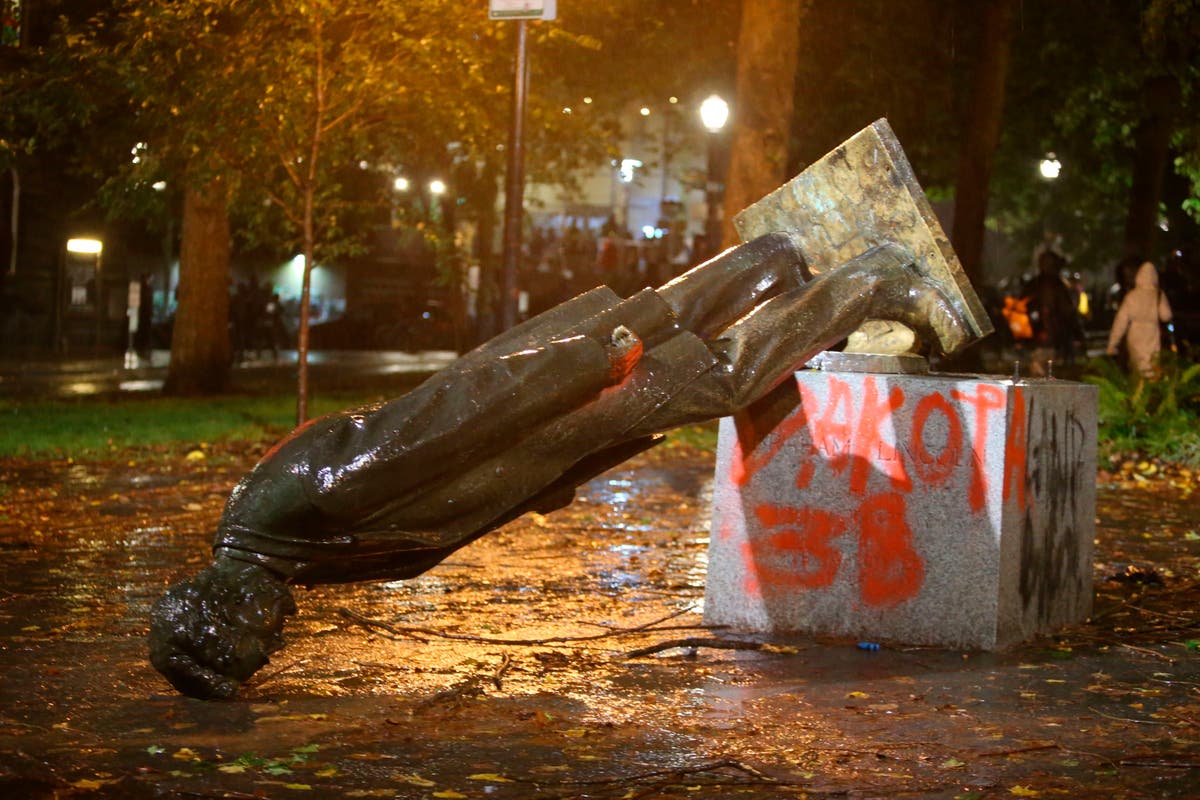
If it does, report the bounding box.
[149,556,296,699]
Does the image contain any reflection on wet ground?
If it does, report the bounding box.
[0,447,1197,798]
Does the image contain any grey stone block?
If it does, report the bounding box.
[704,369,1097,650]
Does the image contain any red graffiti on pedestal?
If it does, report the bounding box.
[734,375,1026,607]
[746,504,849,592]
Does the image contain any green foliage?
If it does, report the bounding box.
[789,0,962,183]
[4,1,717,260]
[992,0,1200,271]
[663,422,719,453]
[784,1,1200,281]
[1086,352,1200,466]
[0,392,720,460]
[0,392,382,457]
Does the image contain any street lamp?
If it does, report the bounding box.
[65,238,104,352]
[428,179,448,225]
[1037,154,1063,249]
[1039,153,1061,180]
[66,238,103,255]
[698,94,729,260]
[699,94,729,134]
[393,176,410,192]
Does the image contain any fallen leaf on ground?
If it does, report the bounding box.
[468,772,513,782]
[394,773,436,787]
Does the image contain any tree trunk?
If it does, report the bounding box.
[163,179,231,395]
[950,0,1015,292]
[3,166,17,278]
[1122,75,1178,260]
[471,159,501,346]
[720,0,804,248]
[296,195,314,426]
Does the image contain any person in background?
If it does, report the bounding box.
[1023,249,1080,374]
[1106,258,1173,378]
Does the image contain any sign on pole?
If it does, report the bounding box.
[490,0,554,328]
[489,0,556,21]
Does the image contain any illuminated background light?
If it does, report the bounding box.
[67,238,103,254]
[1039,153,1061,180]
[699,94,729,133]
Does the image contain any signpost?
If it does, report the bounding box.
[490,1,555,329]
[489,0,556,20]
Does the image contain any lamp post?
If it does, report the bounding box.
[66,237,104,352]
[699,94,729,261]
[500,20,529,331]
[490,1,556,331]
[1039,153,1062,180]
[1038,153,1062,246]
[428,179,447,229]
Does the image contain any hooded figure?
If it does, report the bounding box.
[1106,260,1172,377]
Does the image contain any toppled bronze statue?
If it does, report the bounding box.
[150,120,991,699]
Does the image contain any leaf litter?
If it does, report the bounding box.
[0,441,1197,797]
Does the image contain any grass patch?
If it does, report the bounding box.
[0,391,389,457]
[11,357,1200,470]
[1,391,725,461]
[662,422,720,452]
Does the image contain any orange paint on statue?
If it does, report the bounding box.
[738,541,763,599]
[1003,386,1028,512]
[951,384,1006,513]
[845,377,909,495]
[751,504,849,589]
[731,379,820,488]
[856,492,924,608]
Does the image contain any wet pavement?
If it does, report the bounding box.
[0,441,1198,799]
[0,350,459,399]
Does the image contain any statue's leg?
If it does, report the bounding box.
[633,243,968,432]
[656,232,809,339]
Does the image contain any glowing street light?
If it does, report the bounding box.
[66,238,103,255]
[393,176,410,192]
[699,94,730,259]
[618,158,643,184]
[1039,153,1062,180]
[699,94,729,133]
[64,237,105,352]
[429,179,447,195]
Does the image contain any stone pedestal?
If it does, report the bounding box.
[703,366,1097,650]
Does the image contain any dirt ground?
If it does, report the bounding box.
[0,439,1198,799]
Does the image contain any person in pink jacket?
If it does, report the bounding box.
[1106,259,1173,378]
